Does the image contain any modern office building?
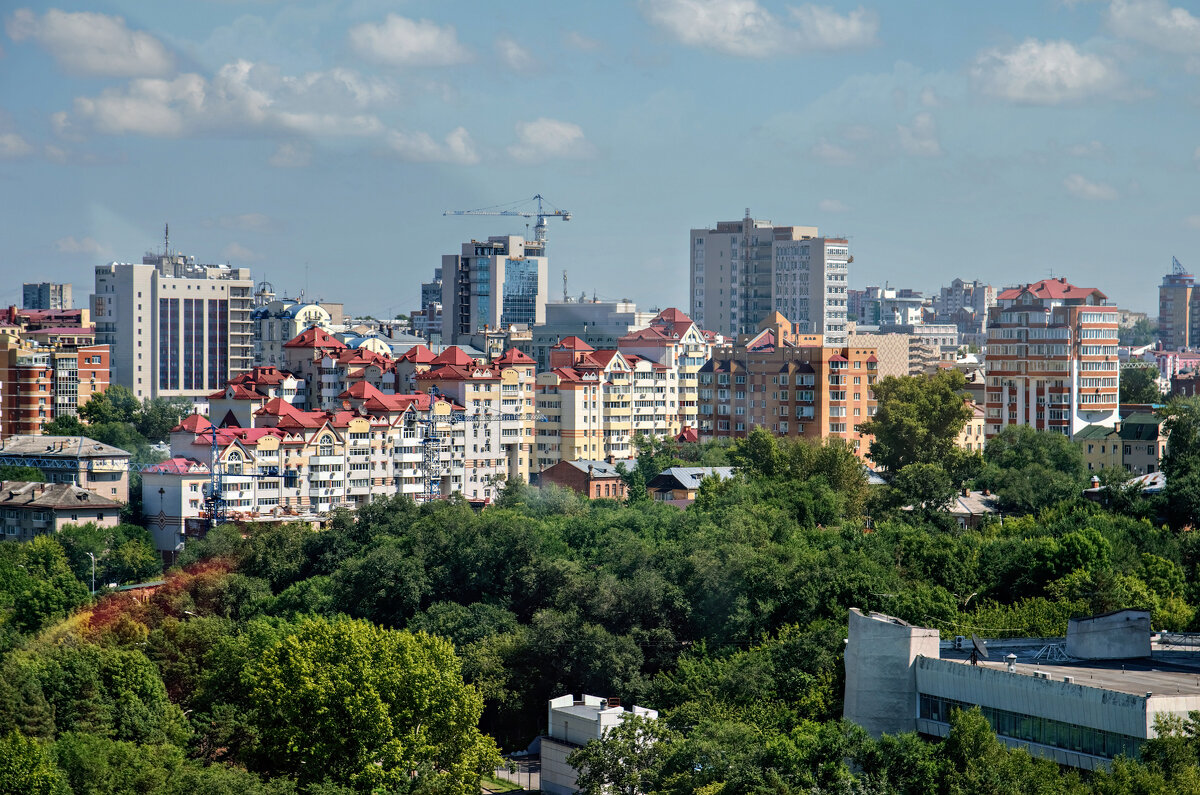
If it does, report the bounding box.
[984,278,1120,438]
[92,250,254,401]
[23,283,72,311]
[689,210,849,344]
[440,235,549,344]
[844,607,1200,771]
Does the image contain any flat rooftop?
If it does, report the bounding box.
[938,643,1200,697]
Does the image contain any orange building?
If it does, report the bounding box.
[0,331,110,437]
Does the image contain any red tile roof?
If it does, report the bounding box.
[399,345,436,363]
[553,336,594,352]
[284,327,348,349]
[143,457,210,475]
[493,347,536,365]
[431,346,475,367]
[172,414,213,433]
[997,278,1106,302]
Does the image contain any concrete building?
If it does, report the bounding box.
[23,283,72,311]
[517,300,657,371]
[252,299,337,367]
[697,314,877,457]
[617,308,716,433]
[1077,412,1167,475]
[985,278,1120,438]
[955,401,986,454]
[92,250,254,401]
[854,286,926,326]
[1159,260,1194,351]
[441,235,549,344]
[848,332,911,378]
[0,331,110,437]
[538,459,631,500]
[690,211,848,344]
[0,481,121,541]
[878,323,960,366]
[0,435,130,503]
[845,608,1200,771]
[647,466,734,503]
[541,694,658,795]
[933,278,995,319]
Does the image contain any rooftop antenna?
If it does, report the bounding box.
[164,223,169,257]
[563,270,569,303]
[1174,256,1188,275]
[969,634,989,666]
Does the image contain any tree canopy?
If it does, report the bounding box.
[860,370,973,476]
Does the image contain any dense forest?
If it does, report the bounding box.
[5,377,1200,793]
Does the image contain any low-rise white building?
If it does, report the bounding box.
[541,694,659,795]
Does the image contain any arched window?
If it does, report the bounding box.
[227,450,243,475]
[319,436,334,457]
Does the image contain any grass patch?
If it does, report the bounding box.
[481,774,522,792]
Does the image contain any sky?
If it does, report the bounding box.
[2,0,1199,318]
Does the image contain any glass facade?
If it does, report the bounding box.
[501,258,540,327]
[208,299,228,390]
[159,298,179,390]
[919,693,1143,760]
[184,298,203,390]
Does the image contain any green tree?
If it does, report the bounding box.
[1118,317,1157,347]
[40,416,86,437]
[1121,364,1164,405]
[246,616,501,791]
[0,465,44,482]
[79,385,140,426]
[979,425,1086,513]
[860,370,973,475]
[0,731,67,795]
[890,463,956,516]
[569,714,672,795]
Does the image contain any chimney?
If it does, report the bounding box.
[605,454,615,465]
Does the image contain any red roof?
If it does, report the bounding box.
[649,307,696,337]
[589,350,623,368]
[553,336,594,352]
[399,345,436,363]
[172,414,212,433]
[676,427,700,443]
[143,456,210,475]
[28,327,94,335]
[828,354,848,362]
[493,347,536,365]
[997,278,1106,302]
[198,427,287,445]
[431,346,475,367]
[284,327,348,350]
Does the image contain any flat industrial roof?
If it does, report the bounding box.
[937,646,1200,697]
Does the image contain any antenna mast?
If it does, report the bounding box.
[164,223,169,256]
[562,270,568,302]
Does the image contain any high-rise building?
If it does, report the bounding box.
[1159,260,1194,351]
[689,210,848,344]
[0,330,110,437]
[441,235,549,344]
[933,278,995,318]
[92,251,254,401]
[985,278,1120,438]
[23,283,72,310]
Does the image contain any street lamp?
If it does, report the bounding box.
[85,551,95,595]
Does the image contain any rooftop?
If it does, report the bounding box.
[0,435,130,459]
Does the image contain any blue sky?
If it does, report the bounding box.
[2,0,1198,317]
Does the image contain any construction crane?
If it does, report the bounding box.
[443,194,571,243]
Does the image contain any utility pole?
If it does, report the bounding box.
[85,551,95,595]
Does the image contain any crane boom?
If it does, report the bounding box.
[443,194,571,243]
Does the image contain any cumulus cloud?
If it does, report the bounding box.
[1064,173,1118,200]
[507,118,595,163]
[0,132,33,158]
[1107,0,1200,54]
[222,242,259,262]
[55,236,107,255]
[6,8,173,77]
[68,61,385,138]
[638,0,877,57]
[564,31,602,51]
[348,15,470,66]
[269,141,311,168]
[819,198,849,212]
[970,39,1122,104]
[386,127,479,164]
[810,139,856,165]
[496,35,537,71]
[897,112,942,156]
[919,86,942,107]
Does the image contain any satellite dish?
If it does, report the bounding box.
[969,634,989,665]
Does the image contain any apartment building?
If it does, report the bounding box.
[0,482,121,542]
[933,278,995,318]
[281,326,401,411]
[208,365,307,428]
[690,210,849,344]
[534,337,681,470]
[516,299,657,371]
[1076,413,1166,474]
[618,308,716,433]
[253,299,339,367]
[955,401,987,454]
[0,331,110,437]
[985,278,1120,438]
[23,283,72,310]
[1159,259,1195,351]
[854,286,926,326]
[696,314,877,456]
[92,251,253,401]
[440,235,550,344]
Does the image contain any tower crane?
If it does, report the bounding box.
[443,194,571,243]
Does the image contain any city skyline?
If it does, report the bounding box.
[3,1,1199,316]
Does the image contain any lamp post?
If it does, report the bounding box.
[85,551,95,596]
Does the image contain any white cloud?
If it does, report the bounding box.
[1066,140,1105,156]
[819,198,849,212]
[6,8,173,77]
[348,15,470,67]
[269,141,311,168]
[970,39,1122,104]
[55,236,106,255]
[1107,0,1200,54]
[1064,173,1118,200]
[1186,214,1200,229]
[0,132,33,158]
[222,242,258,262]
[508,118,595,163]
[897,112,942,156]
[810,139,856,165]
[919,86,942,107]
[69,61,385,138]
[638,0,877,57]
[43,144,67,163]
[386,127,479,164]
[564,31,602,51]
[496,35,536,71]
